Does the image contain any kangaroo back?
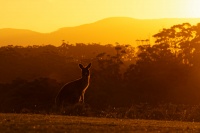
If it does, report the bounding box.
[55,63,91,107]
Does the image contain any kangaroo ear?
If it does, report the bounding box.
[86,63,91,69]
[79,64,84,69]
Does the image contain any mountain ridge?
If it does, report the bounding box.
[1,17,200,46]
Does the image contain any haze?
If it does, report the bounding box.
[1,0,200,33]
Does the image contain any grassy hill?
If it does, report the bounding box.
[1,113,200,132]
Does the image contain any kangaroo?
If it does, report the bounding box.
[55,63,91,107]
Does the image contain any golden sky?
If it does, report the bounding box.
[1,0,200,33]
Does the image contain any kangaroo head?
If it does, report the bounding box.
[79,63,91,77]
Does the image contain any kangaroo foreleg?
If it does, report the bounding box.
[78,93,85,103]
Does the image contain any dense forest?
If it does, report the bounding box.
[1,22,200,119]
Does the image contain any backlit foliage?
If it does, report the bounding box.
[0,23,200,121]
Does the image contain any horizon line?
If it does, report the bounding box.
[1,16,200,33]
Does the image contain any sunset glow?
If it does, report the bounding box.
[183,0,200,18]
[1,0,200,33]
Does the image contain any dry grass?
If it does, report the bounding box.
[1,113,200,132]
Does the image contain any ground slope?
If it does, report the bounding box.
[0,113,200,132]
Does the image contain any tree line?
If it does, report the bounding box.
[0,22,200,113]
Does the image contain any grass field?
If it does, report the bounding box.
[1,113,200,132]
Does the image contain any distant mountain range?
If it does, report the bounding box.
[1,17,200,47]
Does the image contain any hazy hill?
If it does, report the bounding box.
[1,17,200,46]
[0,28,45,46]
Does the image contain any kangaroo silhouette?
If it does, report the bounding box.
[55,63,91,107]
